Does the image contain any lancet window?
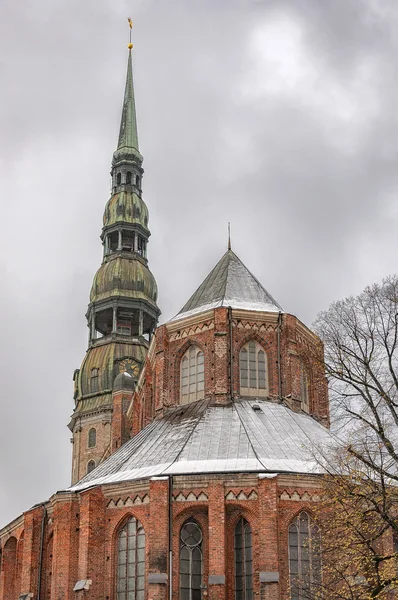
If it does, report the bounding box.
[239,341,267,396]
[300,367,310,413]
[88,428,96,448]
[180,346,205,404]
[90,368,99,393]
[179,520,203,600]
[87,460,96,474]
[117,517,146,600]
[289,512,321,599]
[234,518,253,600]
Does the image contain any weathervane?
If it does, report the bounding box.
[127,17,133,49]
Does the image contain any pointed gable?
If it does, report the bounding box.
[172,250,283,321]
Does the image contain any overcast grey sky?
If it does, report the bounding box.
[1,0,398,527]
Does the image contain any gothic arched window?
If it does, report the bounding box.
[181,346,205,404]
[88,428,96,448]
[87,460,96,474]
[239,341,267,396]
[289,512,321,599]
[90,368,99,393]
[117,517,146,600]
[300,367,310,413]
[2,536,17,598]
[180,520,203,600]
[234,518,253,600]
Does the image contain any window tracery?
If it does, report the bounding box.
[181,346,205,404]
[117,517,146,600]
[234,518,253,600]
[289,512,321,599]
[179,520,203,600]
[239,341,267,396]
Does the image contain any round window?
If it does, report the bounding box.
[180,522,202,547]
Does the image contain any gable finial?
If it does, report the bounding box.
[228,222,231,251]
[127,17,133,49]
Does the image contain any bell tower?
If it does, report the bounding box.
[69,40,161,484]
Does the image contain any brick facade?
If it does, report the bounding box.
[0,473,325,600]
[0,306,331,599]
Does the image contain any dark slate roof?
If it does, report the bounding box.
[69,399,337,492]
[172,250,283,322]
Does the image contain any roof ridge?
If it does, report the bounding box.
[232,399,270,472]
[159,399,209,474]
[225,251,283,311]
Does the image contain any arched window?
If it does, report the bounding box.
[3,537,17,600]
[289,512,321,599]
[235,518,253,600]
[135,175,140,187]
[181,346,205,404]
[88,428,96,448]
[126,171,132,184]
[240,341,267,396]
[117,172,121,185]
[300,368,310,413]
[87,460,96,474]
[117,517,145,600]
[90,368,99,393]
[180,520,203,600]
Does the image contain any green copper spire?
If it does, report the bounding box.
[117,49,139,152]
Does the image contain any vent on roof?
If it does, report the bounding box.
[252,404,262,412]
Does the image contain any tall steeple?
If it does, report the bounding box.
[69,40,160,485]
[116,48,139,155]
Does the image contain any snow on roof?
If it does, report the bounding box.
[171,250,283,322]
[69,399,337,492]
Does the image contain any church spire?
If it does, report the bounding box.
[117,48,139,153]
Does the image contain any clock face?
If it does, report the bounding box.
[119,358,140,378]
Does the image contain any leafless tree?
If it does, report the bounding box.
[298,276,398,599]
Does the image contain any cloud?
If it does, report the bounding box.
[1,0,398,526]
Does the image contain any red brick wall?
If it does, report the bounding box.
[0,474,325,600]
[133,308,329,433]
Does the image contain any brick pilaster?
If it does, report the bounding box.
[258,475,280,600]
[148,477,169,600]
[77,487,105,597]
[50,493,79,600]
[208,481,226,600]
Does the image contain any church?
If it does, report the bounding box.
[0,39,335,600]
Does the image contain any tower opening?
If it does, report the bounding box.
[126,171,132,184]
[93,308,113,339]
[109,231,119,253]
[117,172,122,185]
[122,231,134,252]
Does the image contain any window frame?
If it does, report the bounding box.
[234,517,253,600]
[300,367,310,413]
[87,460,96,474]
[239,341,268,397]
[90,368,99,394]
[116,516,146,600]
[88,427,97,449]
[180,346,205,405]
[179,520,203,600]
[288,511,321,600]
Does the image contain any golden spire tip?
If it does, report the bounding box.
[127,17,133,49]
